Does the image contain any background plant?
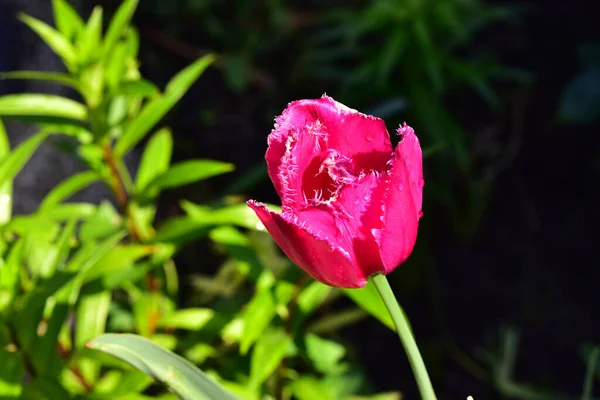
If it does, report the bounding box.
[0,1,417,399]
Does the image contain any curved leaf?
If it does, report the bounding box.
[87,334,240,400]
[0,71,80,90]
[0,129,51,187]
[18,13,77,68]
[0,94,87,120]
[342,280,394,330]
[0,119,11,225]
[40,170,100,211]
[104,0,139,57]
[136,128,172,191]
[144,159,234,195]
[52,0,85,41]
[115,54,216,156]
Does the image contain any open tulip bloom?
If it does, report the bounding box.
[248,96,437,399]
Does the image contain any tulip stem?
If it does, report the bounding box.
[371,273,437,400]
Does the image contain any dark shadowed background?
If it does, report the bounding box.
[1,0,598,398]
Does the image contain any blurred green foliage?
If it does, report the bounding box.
[0,1,412,398]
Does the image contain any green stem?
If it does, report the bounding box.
[371,273,437,400]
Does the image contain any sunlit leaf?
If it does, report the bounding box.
[182,201,273,231]
[88,334,240,400]
[240,289,277,354]
[0,129,50,188]
[250,329,292,387]
[52,0,85,41]
[290,377,336,400]
[305,334,347,375]
[0,119,11,225]
[115,54,216,156]
[78,6,103,65]
[136,128,172,191]
[143,159,234,196]
[157,308,215,331]
[0,94,87,120]
[39,170,100,211]
[0,71,80,91]
[342,280,394,330]
[104,0,139,57]
[18,13,77,68]
[0,348,23,397]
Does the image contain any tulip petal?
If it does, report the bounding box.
[373,124,423,273]
[265,96,393,209]
[248,200,368,288]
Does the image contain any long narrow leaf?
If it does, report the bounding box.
[135,128,172,191]
[52,0,85,41]
[19,13,77,68]
[115,54,216,156]
[0,119,11,225]
[0,94,87,120]
[0,130,51,187]
[39,170,100,211]
[0,71,80,91]
[88,334,240,400]
[104,0,139,57]
[144,159,234,195]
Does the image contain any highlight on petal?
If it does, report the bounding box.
[247,200,368,288]
[264,95,394,209]
[372,124,423,273]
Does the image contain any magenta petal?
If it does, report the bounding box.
[248,200,368,288]
[373,124,423,273]
[264,96,394,208]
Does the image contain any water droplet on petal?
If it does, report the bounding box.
[397,182,404,191]
[418,178,425,187]
[418,211,424,218]
[363,195,370,201]
[366,135,374,142]
[352,198,360,205]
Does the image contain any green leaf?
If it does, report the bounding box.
[115,54,216,156]
[39,170,99,211]
[136,128,172,191]
[18,13,77,68]
[144,160,234,195]
[297,281,332,315]
[104,0,139,57]
[0,71,80,90]
[240,289,277,354]
[290,377,336,400]
[80,62,105,109]
[0,94,87,120]
[0,129,50,187]
[78,6,103,65]
[305,334,347,375]
[152,216,211,245]
[75,291,112,384]
[0,348,23,397]
[249,329,292,387]
[182,201,268,231]
[52,0,85,41]
[79,201,123,242]
[0,119,11,225]
[87,334,240,400]
[157,308,215,331]
[342,280,394,330]
[346,393,402,400]
[119,79,160,98]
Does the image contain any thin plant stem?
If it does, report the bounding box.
[371,273,437,400]
[582,346,599,400]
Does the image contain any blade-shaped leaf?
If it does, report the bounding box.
[78,6,103,64]
[39,170,100,211]
[0,94,87,120]
[250,329,292,387]
[240,289,277,354]
[115,54,216,156]
[136,128,172,191]
[0,119,11,225]
[342,280,394,330]
[0,129,51,187]
[0,71,80,90]
[18,13,77,68]
[88,334,240,400]
[144,160,234,195]
[103,0,139,57]
[52,0,85,41]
